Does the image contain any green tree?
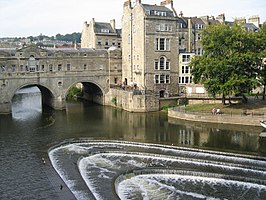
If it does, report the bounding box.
[190,23,261,104]
[257,24,266,100]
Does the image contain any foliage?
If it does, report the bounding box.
[111,97,117,106]
[257,24,266,100]
[190,23,264,104]
[26,32,81,43]
[55,32,81,43]
[66,86,83,100]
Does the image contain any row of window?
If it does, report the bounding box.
[179,76,193,84]
[156,24,172,32]
[155,74,170,84]
[154,75,194,84]
[0,63,90,73]
[97,39,121,48]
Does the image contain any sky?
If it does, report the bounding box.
[0,0,265,37]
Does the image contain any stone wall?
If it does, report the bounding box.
[105,88,159,112]
[168,108,264,127]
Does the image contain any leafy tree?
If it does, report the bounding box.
[190,23,261,104]
[257,24,266,100]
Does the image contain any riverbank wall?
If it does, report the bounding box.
[168,107,265,127]
[105,88,159,112]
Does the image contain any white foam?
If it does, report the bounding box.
[49,140,266,200]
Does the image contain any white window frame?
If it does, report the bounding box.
[156,38,170,51]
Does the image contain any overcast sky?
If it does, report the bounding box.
[1,0,265,37]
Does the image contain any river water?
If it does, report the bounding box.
[1,87,266,199]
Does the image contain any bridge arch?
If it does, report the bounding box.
[11,83,57,111]
[65,80,105,105]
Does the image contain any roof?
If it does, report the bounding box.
[191,17,205,25]
[142,4,174,17]
[225,21,260,31]
[94,22,115,34]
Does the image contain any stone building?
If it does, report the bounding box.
[122,0,179,98]
[81,18,122,49]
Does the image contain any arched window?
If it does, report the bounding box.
[28,56,37,72]
[155,56,170,70]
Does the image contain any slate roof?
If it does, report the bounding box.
[142,4,174,17]
[94,22,116,34]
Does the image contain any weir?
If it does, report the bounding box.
[49,140,266,200]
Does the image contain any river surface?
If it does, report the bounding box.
[1,87,266,199]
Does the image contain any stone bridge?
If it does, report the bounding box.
[0,45,122,114]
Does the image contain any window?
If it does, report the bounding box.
[160,74,165,83]
[151,10,167,16]
[195,24,204,29]
[166,75,170,83]
[1,65,6,73]
[179,76,192,84]
[67,64,71,71]
[156,24,172,32]
[101,29,109,33]
[12,65,16,72]
[160,57,165,70]
[155,61,159,70]
[181,66,189,74]
[49,64,53,72]
[155,57,170,70]
[58,64,62,71]
[105,39,109,46]
[84,64,87,70]
[98,40,102,46]
[155,74,170,84]
[155,75,159,84]
[197,33,201,41]
[182,55,191,62]
[28,56,37,72]
[197,48,202,55]
[20,65,24,72]
[156,38,170,51]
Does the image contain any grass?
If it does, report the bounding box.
[184,99,266,115]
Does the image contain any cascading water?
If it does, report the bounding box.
[49,140,266,200]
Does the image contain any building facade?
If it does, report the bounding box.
[81,19,122,49]
[122,0,179,97]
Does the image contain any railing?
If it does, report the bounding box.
[110,84,151,95]
[172,106,265,118]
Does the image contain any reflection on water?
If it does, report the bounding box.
[0,86,266,199]
[12,86,42,120]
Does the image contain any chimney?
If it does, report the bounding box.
[216,13,225,24]
[235,17,246,24]
[248,15,260,28]
[124,0,131,8]
[110,19,116,31]
[179,11,183,17]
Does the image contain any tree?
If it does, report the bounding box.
[257,24,266,100]
[190,23,261,104]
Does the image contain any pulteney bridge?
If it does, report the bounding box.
[0,45,122,114]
